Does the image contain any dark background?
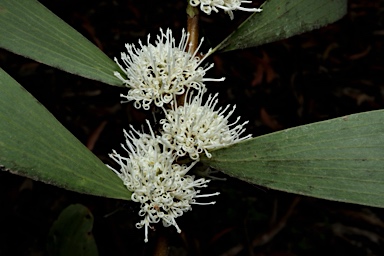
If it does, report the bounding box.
[1,0,384,255]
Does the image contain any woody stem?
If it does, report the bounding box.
[186,4,199,53]
[177,4,200,106]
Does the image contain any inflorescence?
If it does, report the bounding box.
[109,26,255,242]
[114,28,224,110]
[189,0,262,20]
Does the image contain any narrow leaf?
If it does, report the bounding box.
[202,110,384,208]
[47,204,98,256]
[213,0,347,52]
[0,0,121,86]
[0,68,131,200]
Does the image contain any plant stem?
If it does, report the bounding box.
[186,4,199,53]
[153,233,169,256]
[177,3,200,106]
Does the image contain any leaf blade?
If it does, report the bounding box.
[47,204,99,256]
[202,111,384,208]
[213,0,347,52]
[0,0,121,86]
[0,68,130,200]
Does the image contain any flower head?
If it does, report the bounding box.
[160,90,251,160]
[114,28,224,110]
[107,120,219,242]
[189,0,262,20]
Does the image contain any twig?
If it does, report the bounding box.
[186,4,199,53]
[178,4,200,106]
[252,196,300,247]
[86,120,107,150]
[153,233,169,256]
[221,196,301,256]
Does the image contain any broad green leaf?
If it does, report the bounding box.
[47,204,98,256]
[0,0,122,86]
[213,0,347,52]
[202,110,384,208]
[0,68,131,200]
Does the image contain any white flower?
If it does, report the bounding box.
[160,90,252,160]
[189,0,262,20]
[114,28,224,110]
[107,120,219,243]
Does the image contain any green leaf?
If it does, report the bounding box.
[0,68,131,200]
[47,204,98,256]
[0,0,122,86]
[202,110,384,208]
[213,0,347,52]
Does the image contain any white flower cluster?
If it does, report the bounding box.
[189,0,262,20]
[107,121,219,242]
[109,28,251,242]
[114,28,224,110]
[160,90,251,160]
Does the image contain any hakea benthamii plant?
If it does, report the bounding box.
[109,27,254,242]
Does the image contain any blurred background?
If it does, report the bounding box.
[1,0,384,255]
